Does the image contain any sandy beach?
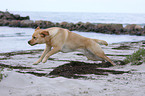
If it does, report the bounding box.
[0,41,145,96]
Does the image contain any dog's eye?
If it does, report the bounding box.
[33,36,36,39]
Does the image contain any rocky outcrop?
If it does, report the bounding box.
[124,24,144,35]
[9,20,20,27]
[20,20,34,27]
[125,24,142,31]
[0,11,30,27]
[0,11,145,35]
[33,20,55,28]
[96,24,124,34]
[0,11,29,20]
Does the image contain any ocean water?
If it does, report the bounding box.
[0,11,145,53]
[12,11,145,25]
[0,26,145,53]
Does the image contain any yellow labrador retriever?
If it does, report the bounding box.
[28,27,115,65]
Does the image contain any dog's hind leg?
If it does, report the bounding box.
[86,40,115,66]
[84,49,103,61]
[100,55,116,66]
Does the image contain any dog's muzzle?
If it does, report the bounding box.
[28,41,31,45]
[28,40,37,46]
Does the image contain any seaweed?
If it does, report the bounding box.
[124,48,145,65]
[49,61,129,79]
[112,45,131,50]
[0,67,8,82]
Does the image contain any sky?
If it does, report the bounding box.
[0,0,145,13]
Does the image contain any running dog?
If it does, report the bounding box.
[28,27,115,65]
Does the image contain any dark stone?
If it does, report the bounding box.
[136,32,142,36]
[20,20,34,27]
[34,20,55,28]
[96,24,123,34]
[9,20,20,27]
[0,13,4,18]
[2,20,10,26]
[14,14,20,20]
[0,11,29,20]
[19,16,30,20]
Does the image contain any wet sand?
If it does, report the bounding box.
[0,41,145,96]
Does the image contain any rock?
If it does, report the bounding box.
[0,19,10,26]
[45,21,55,28]
[125,24,142,31]
[136,32,142,36]
[55,23,60,27]
[59,22,76,30]
[20,20,34,27]
[9,20,20,27]
[60,22,69,28]
[0,13,4,18]
[67,23,75,30]
[83,22,96,32]
[14,14,20,20]
[124,24,135,31]
[0,11,29,20]
[0,19,3,26]
[34,20,55,28]
[96,24,123,34]
[111,24,123,31]
[19,16,30,20]
[134,25,142,30]
[34,20,44,28]
[75,22,86,31]
[124,24,143,35]
[2,12,15,20]
[2,20,10,26]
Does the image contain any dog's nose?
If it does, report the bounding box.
[28,41,31,44]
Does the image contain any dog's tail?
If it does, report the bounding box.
[92,39,108,46]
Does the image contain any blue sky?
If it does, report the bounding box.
[0,0,145,13]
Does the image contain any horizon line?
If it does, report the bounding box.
[1,9,145,14]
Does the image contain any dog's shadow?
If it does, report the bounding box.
[49,61,128,79]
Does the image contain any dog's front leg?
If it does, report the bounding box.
[33,45,51,64]
[42,47,61,63]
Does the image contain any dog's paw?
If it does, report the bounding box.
[33,62,39,65]
[112,63,116,66]
[33,63,38,65]
[42,59,47,63]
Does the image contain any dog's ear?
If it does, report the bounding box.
[35,26,40,31]
[40,31,49,38]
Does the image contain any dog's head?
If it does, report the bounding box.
[28,27,49,46]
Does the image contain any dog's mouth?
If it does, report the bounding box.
[28,41,38,46]
[29,43,38,46]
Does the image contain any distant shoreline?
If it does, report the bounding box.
[11,11,145,25]
[0,11,145,35]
